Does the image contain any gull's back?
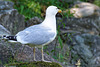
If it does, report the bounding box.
[16,24,56,46]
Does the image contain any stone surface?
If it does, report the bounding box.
[14,45,56,62]
[67,34,100,67]
[26,17,42,27]
[59,16,100,35]
[66,1,100,18]
[0,40,64,67]
[0,1,13,10]
[0,1,25,35]
[56,12,100,66]
[0,24,11,36]
[0,40,14,65]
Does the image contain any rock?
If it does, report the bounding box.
[74,1,100,9]
[0,29,64,67]
[0,1,14,10]
[68,34,100,67]
[58,25,100,67]
[0,1,25,35]
[69,7,95,18]
[55,4,100,66]
[0,40,14,65]
[59,16,100,35]
[26,17,42,27]
[0,64,3,67]
[0,40,64,66]
[66,1,100,18]
[14,45,57,62]
[0,24,11,36]
[56,14,100,66]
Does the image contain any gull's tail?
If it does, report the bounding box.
[1,35,17,42]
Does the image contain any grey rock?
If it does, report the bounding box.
[14,45,58,62]
[59,16,100,35]
[0,41,64,66]
[61,33,100,67]
[0,25,11,36]
[56,7,100,66]
[0,64,3,67]
[0,40,14,65]
[0,1,25,35]
[26,17,42,27]
[0,39,62,66]
[72,34,93,64]
[0,1,14,10]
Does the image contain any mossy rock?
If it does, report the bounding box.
[6,61,62,67]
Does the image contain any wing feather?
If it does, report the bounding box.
[16,25,56,45]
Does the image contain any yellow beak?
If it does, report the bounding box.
[58,9,62,13]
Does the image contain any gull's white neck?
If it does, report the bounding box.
[41,14,56,32]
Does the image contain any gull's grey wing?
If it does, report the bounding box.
[16,25,56,45]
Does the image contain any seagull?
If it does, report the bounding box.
[3,6,62,62]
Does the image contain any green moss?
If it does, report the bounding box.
[6,61,62,67]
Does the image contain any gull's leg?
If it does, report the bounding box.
[41,46,51,62]
[41,46,44,61]
[33,47,36,61]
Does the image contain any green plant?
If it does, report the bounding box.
[8,57,16,64]
[34,0,69,9]
[11,0,42,20]
[9,0,70,21]
[94,0,100,7]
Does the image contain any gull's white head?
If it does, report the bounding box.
[46,6,62,16]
